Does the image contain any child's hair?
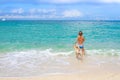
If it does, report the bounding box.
[79,31,83,36]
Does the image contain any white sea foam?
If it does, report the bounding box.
[0,48,120,77]
[0,49,72,77]
[86,49,120,56]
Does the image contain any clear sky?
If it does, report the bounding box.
[0,0,120,20]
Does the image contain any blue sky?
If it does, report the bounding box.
[0,0,120,20]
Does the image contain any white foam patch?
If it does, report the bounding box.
[0,49,120,77]
[0,49,72,77]
[86,49,120,56]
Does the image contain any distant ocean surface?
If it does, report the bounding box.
[0,20,120,77]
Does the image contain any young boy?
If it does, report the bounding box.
[74,31,85,59]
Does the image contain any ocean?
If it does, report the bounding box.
[0,20,120,77]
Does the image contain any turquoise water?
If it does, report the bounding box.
[0,20,120,77]
[0,20,120,53]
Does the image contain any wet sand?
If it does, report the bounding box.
[0,55,120,80]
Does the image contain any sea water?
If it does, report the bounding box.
[0,20,120,77]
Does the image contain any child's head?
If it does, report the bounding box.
[79,31,83,36]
